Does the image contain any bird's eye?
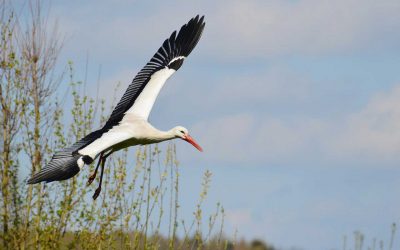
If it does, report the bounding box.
[180,130,185,134]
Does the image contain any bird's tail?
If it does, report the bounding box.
[28,128,101,184]
[27,151,86,184]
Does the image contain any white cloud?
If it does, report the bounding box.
[225,209,252,229]
[52,2,205,63]
[51,0,400,64]
[207,66,312,106]
[329,85,400,164]
[191,113,326,165]
[209,0,400,58]
[225,208,271,241]
[189,84,400,167]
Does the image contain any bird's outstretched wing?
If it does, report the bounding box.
[103,15,205,124]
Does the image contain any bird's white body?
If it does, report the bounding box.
[78,115,173,159]
[79,67,177,159]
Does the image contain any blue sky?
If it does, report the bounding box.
[16,0,400,249]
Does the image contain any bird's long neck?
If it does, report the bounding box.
[150,129,176,143]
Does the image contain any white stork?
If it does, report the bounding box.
[28,15,205,200]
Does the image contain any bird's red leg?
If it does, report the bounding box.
[87,152,104,186]
[92,158,105,200]
[92,151,113,200]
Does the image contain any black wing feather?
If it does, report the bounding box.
[27,152,81,184]
[102,15,205,130]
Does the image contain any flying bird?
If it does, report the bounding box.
[28,15,205,200]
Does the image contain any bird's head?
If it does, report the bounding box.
[173,126,203,152]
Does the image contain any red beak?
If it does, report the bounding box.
[184,134,203,152]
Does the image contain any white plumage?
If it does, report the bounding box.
[127,67,176,119]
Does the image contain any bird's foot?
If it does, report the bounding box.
[87,174,96,186]
[92,187,101,200]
